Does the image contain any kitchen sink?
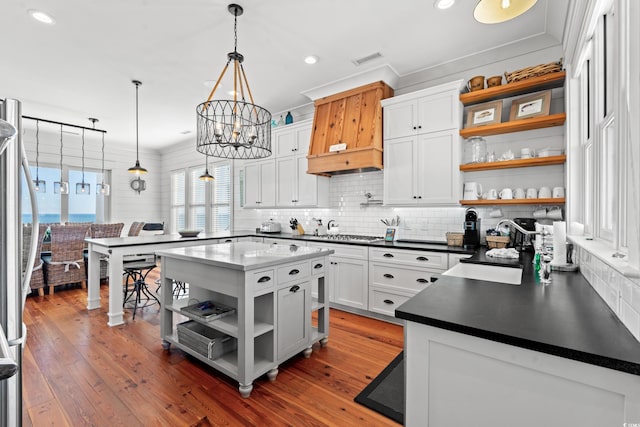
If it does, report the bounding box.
[442,262,523,285]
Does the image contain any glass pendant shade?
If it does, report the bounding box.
[97,182,111,196]
[76,182,90,194]
[55,124,69,194]
[474,0,537,24]
[34,179,46,193]
[195,4,272,160]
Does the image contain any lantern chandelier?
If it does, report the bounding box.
[196,3,272,160]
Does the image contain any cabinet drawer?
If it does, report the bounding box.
[307,242,368,260]
[369,287,415,317]
[311,258,325,276]
[277,261,310,285]
[370,263,436,292]
[369,247,447,269]
[253,269,275,293]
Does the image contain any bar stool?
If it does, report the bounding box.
[123,260,159,319]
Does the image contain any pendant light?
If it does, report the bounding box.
[33,120,46,192]
[54,124,69,194]
[199,155,215,181]
[195,3,272,160]
[474,0,538,24]
[75,128,90,194]
[128,80,148,175]
[90,118,110,196]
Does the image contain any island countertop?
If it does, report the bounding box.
[156,241,334,271]
[396,248,640,376]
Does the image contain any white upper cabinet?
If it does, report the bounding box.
[273,121,312,158]
[383,82,463,140]
[244,160,276,208]
[382,80,464,206]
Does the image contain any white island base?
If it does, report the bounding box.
[158,243,331,397]
[405,321,640,426]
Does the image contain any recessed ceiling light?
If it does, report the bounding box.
[434,0,455,9]
[304,55,319,65]
[28,9,56,24]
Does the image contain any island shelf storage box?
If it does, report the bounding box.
[177,320,237,360]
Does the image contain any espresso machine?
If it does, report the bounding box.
[463,208,481,249]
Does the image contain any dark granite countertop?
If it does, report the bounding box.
[250,232,474,254]
[396,247,640,376]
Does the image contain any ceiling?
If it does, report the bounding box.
[0,0,569,150]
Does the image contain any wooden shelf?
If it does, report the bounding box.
[460,71,566,106]
[460,113,566,138]
[460,155,566,172]
[460,198,565,206]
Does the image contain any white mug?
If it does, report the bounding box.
[486,188,498,200]
[514,188,525,199]
[499,188,513,200]
[552,186,565,198]
[538,186,552,198]
[520,148,533,159]
[463,182,483,200]
[547,207,563,220]
[526,188,537,199]
[533,208,547,219]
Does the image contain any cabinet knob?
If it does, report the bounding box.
[416,256,429,261]
[418,196,422,199]
[413,196,417,199]
[346,160,350,165]
[416,278,429,284]
[225,239,233,242]
[418,125,422,129]
[431,276,439,283]
[289,285,301,293]
[383,253,394,258]
[314,263,323,269]
[257,276,271,283]
[383,299,394,305]
[383,273,394,279]
[413,126,417,130]
[289,269,300,276]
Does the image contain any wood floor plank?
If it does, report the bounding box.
[23,269,404,426]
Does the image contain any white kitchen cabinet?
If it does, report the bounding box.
[382,80,464,206]
[382,80,464,140]
[244,160,276,208]
[263,237,305,248]
[273,121,312,158]
[368,247,446,316]
[307,242,368,309]
[276,155,329,207]
[384,129,461,205]
[277,280,311,361]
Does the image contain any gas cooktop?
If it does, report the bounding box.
[317,234,384,243]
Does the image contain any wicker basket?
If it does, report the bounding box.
[446,232,464,247]
[486,236,510,249]
[504,59,563,83]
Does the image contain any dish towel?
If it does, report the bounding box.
[486,248,520,259]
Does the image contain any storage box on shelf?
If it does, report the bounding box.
[459,71,566,206]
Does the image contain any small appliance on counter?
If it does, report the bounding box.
[260,219,281,233]
[463,208,481,249]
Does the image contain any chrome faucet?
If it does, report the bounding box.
[327,220,337,230]
[495,219,540,236]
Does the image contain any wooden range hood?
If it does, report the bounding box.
[307,81,393,176]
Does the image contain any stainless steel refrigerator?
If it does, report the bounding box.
[1,98,39,427]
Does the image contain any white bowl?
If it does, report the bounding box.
[178,230,201,238]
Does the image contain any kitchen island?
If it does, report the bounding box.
[157,242,333,397]
[397,249,640,426]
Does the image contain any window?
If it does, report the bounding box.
[170,161,231,233]
[21,165,109,224]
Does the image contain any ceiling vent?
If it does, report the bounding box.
[352,52,383,66]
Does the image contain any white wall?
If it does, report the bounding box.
[21,125,162,234]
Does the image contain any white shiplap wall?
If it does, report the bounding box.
[21,125,162,234]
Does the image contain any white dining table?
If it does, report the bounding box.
[86,232,240,326]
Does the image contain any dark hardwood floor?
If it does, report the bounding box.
[22,271,404,426]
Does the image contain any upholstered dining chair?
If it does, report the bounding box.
[88,223,125,280]
[22,223,48,296]
[43,224,90,295]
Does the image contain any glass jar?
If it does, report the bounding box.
[468,136,487,163]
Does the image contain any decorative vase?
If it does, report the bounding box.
[285,111,293,124]
[277,115,285,126]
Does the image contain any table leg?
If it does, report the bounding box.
[238,383,253,398]
[87,248,101,310]
[107,252,125,326]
